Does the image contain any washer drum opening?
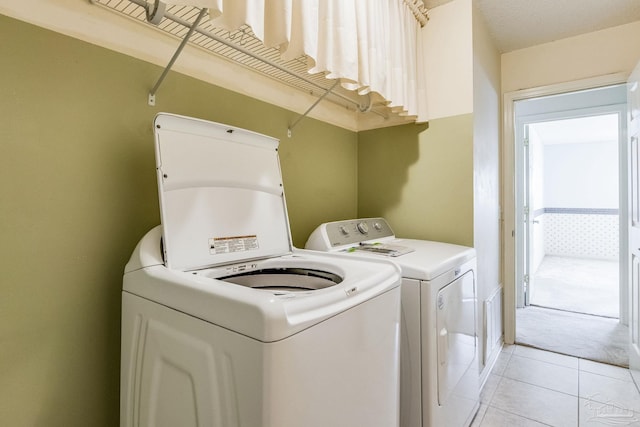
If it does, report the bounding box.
[221,268,343,292]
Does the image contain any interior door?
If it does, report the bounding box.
[523,124,534,306]
[629,60,640,378]
[518,123,534,307]
[515,121,531,308]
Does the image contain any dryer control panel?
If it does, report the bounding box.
[307,218,395,249]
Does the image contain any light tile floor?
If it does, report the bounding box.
[472,344,640,427]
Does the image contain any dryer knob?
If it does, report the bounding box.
[356,222,369,234]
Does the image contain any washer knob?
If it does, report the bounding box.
[373,221,382,231]
[356,222,369,234]
[339,225,349,236]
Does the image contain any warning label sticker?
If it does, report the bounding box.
[209,235,259,255]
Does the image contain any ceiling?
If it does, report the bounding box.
[424,0,640,53]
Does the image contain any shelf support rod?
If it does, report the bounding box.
[148,7,208,105]
[288,79,340,137]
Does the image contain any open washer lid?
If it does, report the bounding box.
[153,113,292,271]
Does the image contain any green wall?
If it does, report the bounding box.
[358,115,474,246]
[0,15,357,426]
[0,12,477,427]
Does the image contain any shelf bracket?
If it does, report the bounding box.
[288,80,340,137]
[145,0,166,25]
[148,6,208,105]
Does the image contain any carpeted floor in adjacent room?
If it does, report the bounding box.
[516,306,629,367]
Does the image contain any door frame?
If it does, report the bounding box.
[502,72,629,344]
[515,105,626,311]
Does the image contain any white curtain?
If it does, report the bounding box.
[164,0,424,118]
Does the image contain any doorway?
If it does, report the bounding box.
[526,114,620,318]
[513,84,629,366]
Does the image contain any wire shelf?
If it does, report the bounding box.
[93,0,366,111]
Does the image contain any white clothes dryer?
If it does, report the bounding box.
[120,115,402,427]
[306,218,480,427]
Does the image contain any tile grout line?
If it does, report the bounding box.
[577,361,581,427]
[508,353,579,373]
[499,375,579,399]
[576,358,640,423]
[500,353,580,399]
[484,404,557,427]
[499,372,585,419]
[488,353,572,426]
[494,347,640,426]
[512,348,579,369]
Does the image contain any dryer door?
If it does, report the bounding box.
[436,270,478,417]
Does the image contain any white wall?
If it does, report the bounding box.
[472,1,501,373]
[544,141,619,208]
[422,0,473,120]
[502,21,640,93]
[542,140,619,261]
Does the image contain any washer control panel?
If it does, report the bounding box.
[322,218,394,247]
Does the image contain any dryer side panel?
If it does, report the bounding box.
[421,262,479,427]
[435,270,479,426]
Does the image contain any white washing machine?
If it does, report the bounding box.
[120,114,402,427]
[306,218,480,427]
